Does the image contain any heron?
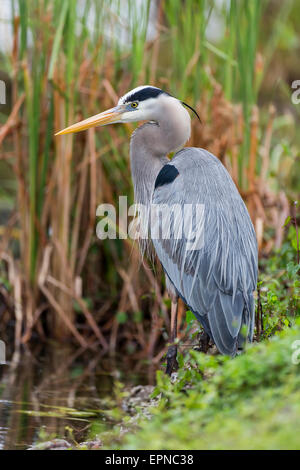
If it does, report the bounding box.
[56,85,258,375]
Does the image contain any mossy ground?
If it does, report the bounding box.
[120,325,300,450]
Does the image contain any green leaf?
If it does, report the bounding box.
[116,312,128,324]
[186,310,196,324]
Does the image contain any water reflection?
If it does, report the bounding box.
[0,345,156,450]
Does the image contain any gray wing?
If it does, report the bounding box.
[151,147,258,355]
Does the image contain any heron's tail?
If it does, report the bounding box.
[237,293,255,350]
[204,290,255,356]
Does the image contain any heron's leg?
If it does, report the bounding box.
[166,300,179,376]
[198,330,210,353]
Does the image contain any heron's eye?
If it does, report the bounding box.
[131,102,138,108]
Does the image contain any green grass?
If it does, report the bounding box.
[259,224,300,337]
[120,324,300,450]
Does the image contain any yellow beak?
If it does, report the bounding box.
[55,105,125,136]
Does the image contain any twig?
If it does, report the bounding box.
[292,201,299,265]
[0,93,24,146]
[256,282,263,340]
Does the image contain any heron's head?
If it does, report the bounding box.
[55,85,200,136]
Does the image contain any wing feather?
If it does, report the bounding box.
[152,148,258,355]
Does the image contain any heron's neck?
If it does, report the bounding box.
[130,100,191,206]
[129,124,167,208]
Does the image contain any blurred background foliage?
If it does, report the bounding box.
[0,0,299,358]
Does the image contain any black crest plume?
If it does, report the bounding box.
[181,101,201,123]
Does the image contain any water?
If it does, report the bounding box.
[0,345,155,450]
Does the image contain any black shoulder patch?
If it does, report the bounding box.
[124,87,169,104]
[155,164,179,189]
